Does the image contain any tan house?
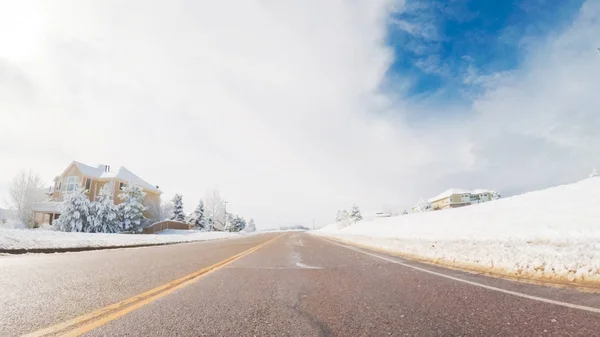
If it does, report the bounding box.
[428,188,495,210]
[428,189,472,210]
[32,161,162,225]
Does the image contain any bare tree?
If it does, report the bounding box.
[204,189,225,231]
[9,170,47,227]
[146,198,174,224]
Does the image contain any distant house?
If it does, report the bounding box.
[428,188,495,211]
[32,161,162,226]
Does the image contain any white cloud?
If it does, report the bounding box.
[1,0,599,228]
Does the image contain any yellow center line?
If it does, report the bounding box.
[22,234,283,337]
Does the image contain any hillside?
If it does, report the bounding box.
[314,178,600,285]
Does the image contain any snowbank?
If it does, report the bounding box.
[0,228,242,252]
[314,178,600,286]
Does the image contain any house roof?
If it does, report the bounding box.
[70,161,162,193]
[471,189,492,195]
[428,189,471,203]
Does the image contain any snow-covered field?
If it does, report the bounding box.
[0,228,242,251]
[313,178,600,286]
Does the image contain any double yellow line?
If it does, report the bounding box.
[23,234,282,337]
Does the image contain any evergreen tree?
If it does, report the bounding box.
[206,215,214,232]
[118,184,147,232]
[225,214,246,232]
[55,186,91,232]
[89,184,120,233]
[189,200,207,230]
[170,193,185,222]
[245,218,256,232]
[349,205,362,222]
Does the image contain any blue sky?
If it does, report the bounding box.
[387,0,585,101]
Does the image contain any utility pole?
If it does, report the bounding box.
[223,201,228,231]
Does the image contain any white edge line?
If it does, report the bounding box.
[321,236,600,314]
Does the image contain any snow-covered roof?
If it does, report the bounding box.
[471,189,493,195]
[428,189,471,203]
[71,161,162,193]
[31,202,62,213]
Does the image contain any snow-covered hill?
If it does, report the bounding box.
[314,178,600,285]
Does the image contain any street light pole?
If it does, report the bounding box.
[223,201,228,230]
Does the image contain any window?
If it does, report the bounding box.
[64,176,80,192]
[57,182,62,191]
[119,182,127,191]
[85,178,92,191]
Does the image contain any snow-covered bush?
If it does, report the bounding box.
[590,168,599,178]
[89,184,120,233]
[245,218,256,232]
[490,190,502,200]
[349,205,363,222]
[55,187,92,232]
[170,193,185,222]
[412,199,432,213]
[335,209,349,222]
[118,184,147,232]
[226,214,246,232]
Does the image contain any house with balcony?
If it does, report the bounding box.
[428,188,495,211]
[32,161,162,226]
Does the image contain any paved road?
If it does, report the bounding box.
[1,232,600,336]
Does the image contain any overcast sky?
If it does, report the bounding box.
[1,0,599,229]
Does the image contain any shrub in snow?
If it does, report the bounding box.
[226,214,246,232]
[349,205,363,222]
[590,168,599,178]
[335,209,349,222]
[490,190,501,200]
[413,199,432,213]
[245,218,256,232]
[89,184,121,233]
[55,187,92,232]
[118,184,147,232]
[189,200,207,230]
[170,193,185,222]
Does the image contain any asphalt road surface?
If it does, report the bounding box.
[1,232,600,336]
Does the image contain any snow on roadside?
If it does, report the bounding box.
[313,178,600,285]
[0,228,242,251]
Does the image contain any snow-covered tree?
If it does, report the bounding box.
[490,190,502,200]
[401,210,409,215]
[245,218,256,232]
[590,167,599,178]
[88,184,120,233]
[335,209,349,222]
[349,205,362,222]
[206,214,214,232]
[205,189,225,230]
[9,169,47,227]
[118,184,147,232]
[412,199,432,213]
[55,186,91,232]
[189,200,207,230]
[170,193,185,222]
[226,214,246,232]
[147,198,173,223]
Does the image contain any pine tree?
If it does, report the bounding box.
[349,205,362,222]
[118,184,147,232]
[89,184,120,233]
[170,193,185,222]
[206,215,214,232]
[189,200,207,230]
[245,218,256,232]
[55,186,91,232]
